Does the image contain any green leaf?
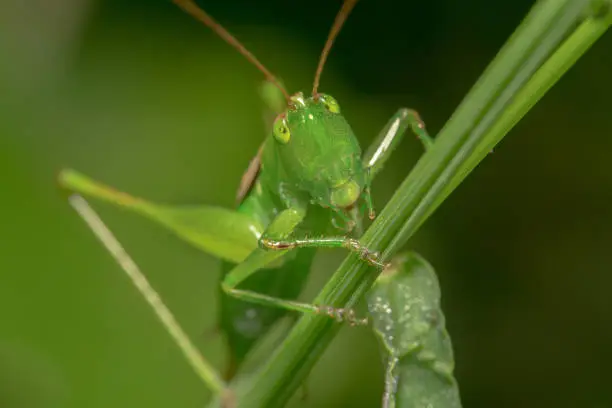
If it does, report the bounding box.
[368,252,461,408]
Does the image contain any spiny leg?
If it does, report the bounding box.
[221,207,377,326]
[361,108,434,218]
[67,195,233,405]
[364,108,433,177]
[259,200,385,269]
[406,109,434,150]
[261,236,386,269]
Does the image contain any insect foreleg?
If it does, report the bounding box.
[360,108,433,218]
[261,236,387,269]
[221,207,371,325]
[363,108,434,181]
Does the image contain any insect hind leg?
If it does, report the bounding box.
[66,194,231,400]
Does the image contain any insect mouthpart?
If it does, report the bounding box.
[330,179,361,209]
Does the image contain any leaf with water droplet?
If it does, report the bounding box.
[367,252,462,408]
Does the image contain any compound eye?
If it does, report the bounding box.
[319,94,340,113]
[272,115,290,144]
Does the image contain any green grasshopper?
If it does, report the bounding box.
[59,0,434,379]
[368,252,462,408]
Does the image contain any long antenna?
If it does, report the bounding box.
[312,0,358,96]
[173,0,290,102]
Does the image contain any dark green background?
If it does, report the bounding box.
[1,0,611,407]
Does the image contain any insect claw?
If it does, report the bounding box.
[313,303,369,325]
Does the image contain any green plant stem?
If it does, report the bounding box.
[393,1,612,247]
[226,1,610,406]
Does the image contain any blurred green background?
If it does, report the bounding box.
[1,0,611,407]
